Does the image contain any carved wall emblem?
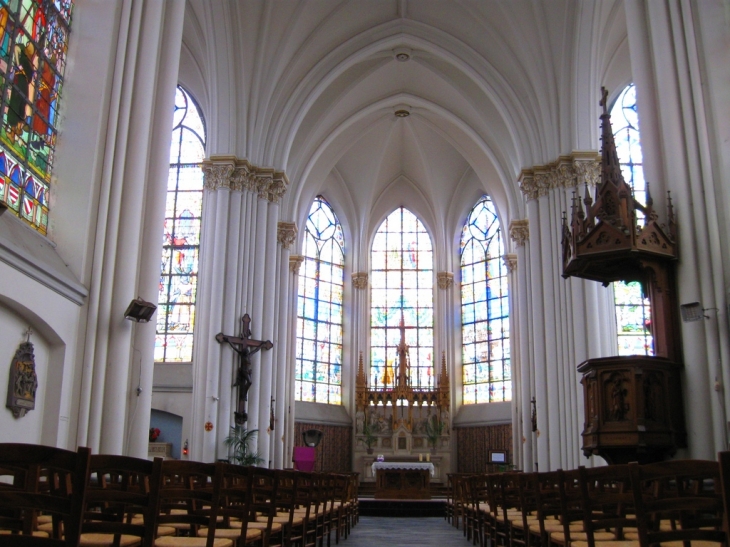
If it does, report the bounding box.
[6,330,38,418]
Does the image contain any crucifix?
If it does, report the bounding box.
[215,314,273,425]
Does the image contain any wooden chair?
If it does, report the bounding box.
[247,466,283,547]
[567,465,636,547]
[0,443,91,546]
[527,470,572,547]
[80,454,164,547]
[197,463,262,547]
[629,459,727,547]
[154,460,232,547]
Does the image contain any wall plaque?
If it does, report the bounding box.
[6,330,37,418]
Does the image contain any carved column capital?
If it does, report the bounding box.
[518,151,601,201]
[289,255,304,273]
[509,219,529,247]
[203,156,289,201]
[352,272,368,289]
[437,272,454,289]
[503,254,518,273]
[277,222,298,249]
[202,159,235,191]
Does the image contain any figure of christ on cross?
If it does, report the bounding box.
[215,314,273,425]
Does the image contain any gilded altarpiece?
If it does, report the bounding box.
[354,320,451,482]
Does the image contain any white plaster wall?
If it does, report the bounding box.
[0,260,82,449]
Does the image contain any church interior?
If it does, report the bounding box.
[1,0,729,490]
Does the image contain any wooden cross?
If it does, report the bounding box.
[216,314,273,425]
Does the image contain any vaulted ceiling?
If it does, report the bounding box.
[180,1,629,258]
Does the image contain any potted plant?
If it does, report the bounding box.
[424,415,445,454]
[224,425,264,466]
[362,421,377,454]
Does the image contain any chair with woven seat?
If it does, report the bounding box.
[566,465,637,547]
[195,463,263,547]
[80,454,164,547]
[629,458,727,547]
[155,460,231,547]
[0,443,91,546]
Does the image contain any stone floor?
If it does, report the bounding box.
[343,516,473,546]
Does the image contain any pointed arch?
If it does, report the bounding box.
[155,85,206,363]
[460,195,510,403]
[370,207,434,388]
[295,195,345,404]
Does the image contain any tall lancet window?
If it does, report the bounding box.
[611,84,653,356]
[460,196,510,404]
[0,1,73,234]
[155,86,205,363]
[370,208,434,389]
[295,196,344,404]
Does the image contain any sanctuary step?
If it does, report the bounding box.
[358,498,446,517]
[358,481,447,499]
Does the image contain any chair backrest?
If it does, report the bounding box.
[216,463,257,541]
[249,466,279,545]
[0,443,91,546]
[158,460,222,545]
[629,459,727,547]
[82,454,163,547]
[533,469,568,542]
[577,464,637,547]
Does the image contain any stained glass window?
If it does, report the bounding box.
[155,86,205,363]
[610,84,653,356]
[370,208,434,389]
[0,0,73,234]
[460,196,510,404]
[295,196,345,404]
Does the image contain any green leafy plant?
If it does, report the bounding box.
[362,420,377,452]
[224,425,264,466]
[424,416,445,450]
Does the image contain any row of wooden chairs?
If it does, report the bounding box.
[446,452,730,547]
[0,443,360,547]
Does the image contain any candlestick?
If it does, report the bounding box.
[419,453,423,462]
[426,453,430,462]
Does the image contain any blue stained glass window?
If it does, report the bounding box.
[460,196,510,403]
[155,86,205,363]
[370,208,434,389]
[0,0,73,234]
[610,84,653,356]
[295,196,344,404]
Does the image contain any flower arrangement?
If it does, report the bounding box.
[149,427,161,442]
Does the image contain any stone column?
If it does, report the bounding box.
[625,0,729,458]
[286,255,305,464]
[352,272,369,384]
[76,0,185,455]
[515,153,615,471]
[510,220,533,471]
[272,222,297,468]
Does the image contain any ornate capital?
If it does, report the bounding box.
[203,156,289,202]
[437,272,454,289]
[352,272,368,289]
[503,254,518,273]
[509,220,529,247]
[202,159,235,191]
[289,255,304,273]
[277,222,298,249]
[519,151,600,201]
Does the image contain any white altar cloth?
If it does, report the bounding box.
[371,462,435,477]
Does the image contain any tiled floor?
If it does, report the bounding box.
[343,516,474,546]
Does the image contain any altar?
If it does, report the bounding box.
[372,462,434,499]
